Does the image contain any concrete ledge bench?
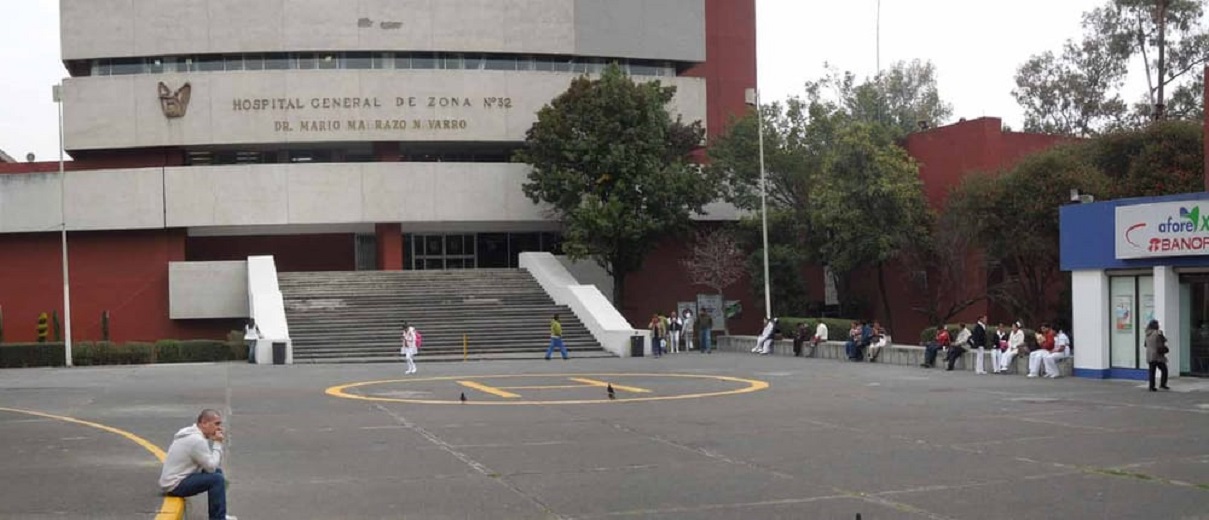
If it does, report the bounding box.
[714,335,1073,377]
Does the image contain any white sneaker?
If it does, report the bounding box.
[226,515,238,520]
[1027,374,1037,378]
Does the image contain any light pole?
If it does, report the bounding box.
[53,83,73,367]
[744,88,772,320]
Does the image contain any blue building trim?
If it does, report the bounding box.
[1074,368,1110,379]
[1060,192,1209,271]
[1076,367,1148,380]
[1108,368,1149,381]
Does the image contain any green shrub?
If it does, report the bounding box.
[778,317,860,340]
[154,340,183,364]
[224,331,250,361]
[74,341,153,366]
[0,343,66,368]
[2,336,248,368]
[177,339,234,362]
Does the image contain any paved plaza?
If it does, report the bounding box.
[1,353,1207,519]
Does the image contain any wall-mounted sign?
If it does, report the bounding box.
[1115,201,1209,259]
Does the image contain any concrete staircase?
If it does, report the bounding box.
[279,269,612,363]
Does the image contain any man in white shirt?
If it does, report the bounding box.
[810,321,829,358]
[1044,328,1072,378]
[159,409,236,520]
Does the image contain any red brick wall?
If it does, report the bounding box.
[186,234,356,272]
[903,117,1071,208]
[0,229,232,343]
[375,224,403,270]
[684,0,758,139]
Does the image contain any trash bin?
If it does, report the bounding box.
[630,335,645,357]
[272,342,287,365]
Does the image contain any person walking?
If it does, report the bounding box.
[400,321,418,374]
[159,409,237,520]
[1145,319,1170,391]
[648,314,664,358]
[545,314,569,360]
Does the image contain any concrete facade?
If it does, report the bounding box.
[61,0,704,62]
[167,260,248,319]
[63,71,707,151]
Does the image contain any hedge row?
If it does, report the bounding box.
[0,339,247,368]
[776,317,860,340]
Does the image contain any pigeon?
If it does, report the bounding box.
[607,383,616,400]
[460,392,467,403]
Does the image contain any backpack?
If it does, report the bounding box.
[414,330,423,349]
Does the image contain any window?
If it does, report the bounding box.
[441,53,463,70]
[197,55,224,72]
[372,52,393,69]
[317,52,339,70]
[345,52,372,69]
[110,58,145,75]
[483,56,516,71]
[411,53,436,69]
[264,53,290,70]
[147,57,166,73]
[296,53,316,70]
[244,54,264,71]
[224,54,244,71]
[463,54,485,70]
[1110,275,1154,370]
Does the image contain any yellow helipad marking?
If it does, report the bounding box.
[567,377,651,393]
[326,373,769,405]
[457,380,521,399]
[0,406,183,520]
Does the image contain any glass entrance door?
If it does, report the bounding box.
[1109,275,1153,370]
[1182,276,1209,377]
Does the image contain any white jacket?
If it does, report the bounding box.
[158,424,223,492]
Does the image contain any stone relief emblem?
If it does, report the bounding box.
[158,82,192,118]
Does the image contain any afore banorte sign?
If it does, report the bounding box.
[1116,201,1209,259]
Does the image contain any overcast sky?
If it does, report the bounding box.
[1,0,1111,163]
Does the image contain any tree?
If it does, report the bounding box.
[680,227,746,333]
[808,118,932,331]
[1083,119,1204,197]
[808,60,954,138]
[948,149,1111,325]
[899,210,985,328]
[517,65,714,305]
[1014,0,1208,135]
[709,63,945,322]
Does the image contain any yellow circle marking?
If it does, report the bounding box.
[0,406,183,520]
[325,373,770,405]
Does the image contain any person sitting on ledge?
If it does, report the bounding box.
[159,408,236,520]
[921,324,949,368]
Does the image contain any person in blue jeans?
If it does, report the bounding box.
[698,311,714,354]
[159,409,236,520]
[545,314,568,360]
